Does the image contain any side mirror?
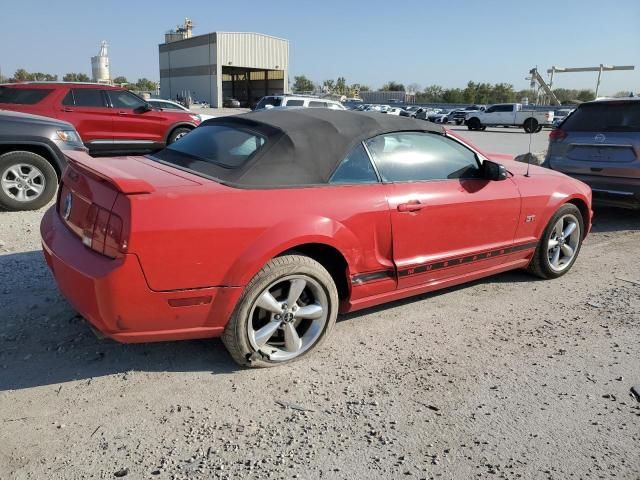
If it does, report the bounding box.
[482,159,508,181]
[138,103,153,113]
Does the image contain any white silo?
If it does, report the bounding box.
[91,41,110,83]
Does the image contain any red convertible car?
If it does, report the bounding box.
[41,109,592,367]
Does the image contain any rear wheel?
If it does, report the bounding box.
[523,118,539,133]
[467,117,481,130]
[528,204,584,279]
[0,151,58,211]
[222,254,338,367]
[167,127,192,144]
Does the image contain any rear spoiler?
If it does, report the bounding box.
[64,150,155,194]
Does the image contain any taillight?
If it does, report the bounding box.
[81,204,126,259]
[549,129,567,141]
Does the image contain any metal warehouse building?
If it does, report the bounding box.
[159,30,289,108]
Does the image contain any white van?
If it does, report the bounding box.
[255,95,346,110]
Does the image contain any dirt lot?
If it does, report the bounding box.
[1,128,639,480]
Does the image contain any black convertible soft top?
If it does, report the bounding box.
[179,108,445,188]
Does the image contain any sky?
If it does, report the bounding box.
[1,0,639,95]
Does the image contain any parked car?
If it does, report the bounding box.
[255,95,346,110]
[414,107,438,120]
[383,107,407,116]
[428,110,453,123]
[404,106,422,115]
[552,108,574,128]
[0,109,86,210]
[465,103,554,133]
[451,105,485,125]
[223,98,241,108]
[41,109,592,367]
[544,98,640,209]
[0,82,201,154]
[147,98,215,121]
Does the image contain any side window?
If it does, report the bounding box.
[110,90,147,110]
[497,105,513,112]
[72,89,106,107]
[284,99,304,107]
[309,101,327,108]
[62,90,75,106]
[485,106,498,113]
[365,132,480,182]
[330,143,378,184]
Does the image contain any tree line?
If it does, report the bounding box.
[292,76,599,105]
[0,69,157,92]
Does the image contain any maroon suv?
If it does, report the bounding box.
[0,82,201,154]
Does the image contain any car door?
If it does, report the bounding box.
[57,88,113,145]
[364,132,522,289]
[106,89,165,145]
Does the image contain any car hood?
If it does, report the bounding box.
[0,108,74,129]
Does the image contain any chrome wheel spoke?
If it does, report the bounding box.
[563,222,577,238]
[283,322,302,353]
[28,183,44,195]
[548,238,559,250]
[295,303,323,320]
[15,189,28,201]
[256,291,283,314]
[561,244,574,258]
[254,320,282,348]
[1,179,18,189]
[287,278,307,306]
[553,219,564,239]
[7,167,22,179]
[550,247,561,267]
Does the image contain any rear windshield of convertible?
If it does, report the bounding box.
[152,124,267,173]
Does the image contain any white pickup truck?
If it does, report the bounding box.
[465,103,554,133]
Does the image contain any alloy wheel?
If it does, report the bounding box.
[247,275,328,362]
[1,163,46,202]
[547,213,581,272]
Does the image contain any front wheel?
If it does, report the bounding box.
[222,254,338,367]
[0,151,58,211]
[528,204,584,279]
[167,127,192,144]
[467,117,481,131]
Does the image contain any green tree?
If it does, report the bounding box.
[13,69,31,81]
[335,77,347,95]
[112,76,128,85]
[322,79,335,93]
[421,85,445,102]
[63,72,90,82]
[135,78,158,91]
[381,81,405,92]
[293,75,314,93]
[442,88,464,103]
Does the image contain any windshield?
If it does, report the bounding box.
[0,87,53,104]
[256,97,282,109]
[151,124,266,176]
[561,102,640,132]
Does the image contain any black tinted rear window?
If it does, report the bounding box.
[0,87,52,104]
[152,124,266,175]
[562,102,640,132]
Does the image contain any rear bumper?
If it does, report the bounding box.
[40,207,243,343]
[549,172,640,208]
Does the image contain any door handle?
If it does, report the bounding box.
[61,107,74,112]
[117,111,128,115]
[397,200,424,212]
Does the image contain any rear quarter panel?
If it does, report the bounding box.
[127,183,393,293]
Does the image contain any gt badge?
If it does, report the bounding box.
[525,214,536,223]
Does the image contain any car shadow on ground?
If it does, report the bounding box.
[0,252,239,392]
[591,206,639,233]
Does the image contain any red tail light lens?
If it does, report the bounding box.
[80,204,126,259]
[549,129,567,141]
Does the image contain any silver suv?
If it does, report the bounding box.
[544,98,640,209]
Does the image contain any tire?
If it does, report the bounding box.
[480,126,487,131]
[0,151,58,211]
[523,118,539,133]
[534,125,543,133]
[222,254,339,367]
[527,203,584,279]
[167,127,192,144]
[468,117,481,131]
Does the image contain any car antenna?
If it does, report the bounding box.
[525,106,534,178]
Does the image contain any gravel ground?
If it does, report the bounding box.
[0,129,639,480]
